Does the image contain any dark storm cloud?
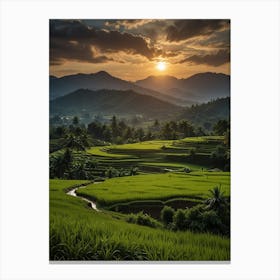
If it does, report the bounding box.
[105,20,173,41]
[50,38,113,65]
[50,20,158,65]
[166,20,229,42]
[90,30,157,58]
[180,50,230,66]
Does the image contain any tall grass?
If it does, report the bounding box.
[50,179,230,261]
[50,211,230,261]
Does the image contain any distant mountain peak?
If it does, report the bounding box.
[60,71,114,79]
[93,70,113,78]
[186,72,229,79]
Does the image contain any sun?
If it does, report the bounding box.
[156,61,166,71]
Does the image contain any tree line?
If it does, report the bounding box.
[50,116,229,148]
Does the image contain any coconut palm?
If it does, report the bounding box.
[65,133,85,151]
[205,185,228,212]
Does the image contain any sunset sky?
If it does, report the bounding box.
[50,19,230,81]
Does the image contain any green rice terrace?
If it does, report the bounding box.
[49,20,231,262]
[50,135,230,261]
[76,172,229,217]
[86,136,227,174]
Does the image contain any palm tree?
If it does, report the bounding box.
[205,185,228,212]
[65,133,85,151]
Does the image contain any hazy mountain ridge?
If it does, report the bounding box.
[50,71,182,105]
[179,97,230,129]
[50,71,230,106]
[50,88,181,118]
[135,72,230,104]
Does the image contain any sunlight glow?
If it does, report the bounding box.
[156,61,166,71]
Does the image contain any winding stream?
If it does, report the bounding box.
[67,183,101,212]
[66,181,198,217]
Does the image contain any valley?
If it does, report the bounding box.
[49,19,231,261]
[50,127,230,260]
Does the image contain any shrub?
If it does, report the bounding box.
[174,209,186,230]
[200,210,223,234]
[126,212,159,228]
[183,167,191,173]
[105,167,119,178]
[126,214,137,224]
[160,206,175,226]
[136,212,157,228]
[185,204,205,232]
[129,167,138,176]
[183,204,229,235]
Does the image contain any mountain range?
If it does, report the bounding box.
[135,72,230,104]
[50,71,230,106]
[50,89,180,118]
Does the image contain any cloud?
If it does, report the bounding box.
[91,30,157,59]
[194,29,230,50]
[50,20,230,67]
[50,38,113,65]
[166,20,229,42]
[105,19,155,30]
[179,50,230,66]
[105,20,174,43]
[50,20,159,65]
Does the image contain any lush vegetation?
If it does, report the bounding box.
[180,97,230,131]
[50,116,230,182]
[160,186,230,236]
[50,180,230,260]
[50,113,230,261]
[76,172,230,207]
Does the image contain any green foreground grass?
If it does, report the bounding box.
[50,179,230,261]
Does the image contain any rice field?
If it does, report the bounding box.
[50,136,230,261]
[50,179,230,261]
[76,172,230,207]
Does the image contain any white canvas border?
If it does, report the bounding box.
[0,0,279,279]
